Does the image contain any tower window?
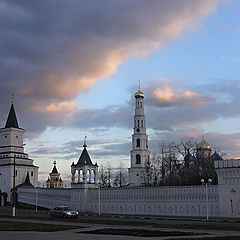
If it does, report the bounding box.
[5,136,7,138]
[141,120,143,127]
[140,102,142,108]
[136,154,141,164]
[136,139,140,147]
[137,120,140,127]
[31,171,33,176]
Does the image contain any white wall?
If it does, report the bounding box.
[18,185,220,217]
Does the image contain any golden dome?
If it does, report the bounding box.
[135,90,144,98]
[196,136,211,150]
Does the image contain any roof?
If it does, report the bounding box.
[17,172,34,188]
[51,165,58,174]
[5,104,19,128]
[50,161,59,174]
[184,152,196,161]
[134,90,144,98]
[196,136,211,150]
[75,147,94,166]
[211,151,223,161]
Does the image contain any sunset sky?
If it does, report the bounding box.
[0,0,240,183]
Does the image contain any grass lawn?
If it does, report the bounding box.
[0,221,82,232]
[175,237,240,240]
[81,228,204,237]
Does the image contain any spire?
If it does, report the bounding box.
[51,160,58,174]
[5,103,19,128]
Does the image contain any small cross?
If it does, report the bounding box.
[83,136,87,147]
[11,94,15,104]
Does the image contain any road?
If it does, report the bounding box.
[0,206,240,240]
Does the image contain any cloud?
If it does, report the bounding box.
[152,86,209,107]
[0,0,223,135]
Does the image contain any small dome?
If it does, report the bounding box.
[211,151,223,161]
[197,136,211,150]
[135,90,144,98]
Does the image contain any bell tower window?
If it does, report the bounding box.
[136,139,140,147]
[136,154,141,164]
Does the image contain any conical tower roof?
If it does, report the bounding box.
[75,138,94,167]
[5,104,19,128]
[51,161,59,174]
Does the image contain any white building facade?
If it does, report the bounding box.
[0,104,38,202]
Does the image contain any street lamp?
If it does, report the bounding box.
[98,177,101,216]
[12,156,16,217]
[201,178,212,220]
[35,187,38,214]
[12,144,26,217]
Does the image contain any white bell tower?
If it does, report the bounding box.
[128,83,150,186]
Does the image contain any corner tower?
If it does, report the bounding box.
[128,85,150,186]
[0,102,38,202]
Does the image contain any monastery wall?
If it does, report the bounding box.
[18,185,220,217]
[18,187,71,209]
[78,185,219,217]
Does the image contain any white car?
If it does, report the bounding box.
[50,206,79,219]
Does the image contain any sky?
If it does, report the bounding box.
[0,0,240,183]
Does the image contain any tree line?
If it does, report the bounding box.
[99,138,222,188]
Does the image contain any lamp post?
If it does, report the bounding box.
[35,188,38,214]
[98,178,101,216]
[201,178,212,220]
[12,157,16,217]
[12,144,25,217]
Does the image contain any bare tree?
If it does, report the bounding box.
[106,162,112,188]
[173,138,196,185]
[99,165,108,188]
[113,161,127,187]
[151,154,161,186]
[142,157,153,186]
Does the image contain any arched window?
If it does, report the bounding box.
[141,120,143,127]
[136,139,140,147]
[140,102,142,108]
[136,154,141,164]
[137,120,140,127]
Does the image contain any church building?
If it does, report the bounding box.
[46,161,63,189]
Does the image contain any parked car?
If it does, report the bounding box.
[50,206,79,219]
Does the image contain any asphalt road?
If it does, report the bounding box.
[0,206,240,240]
